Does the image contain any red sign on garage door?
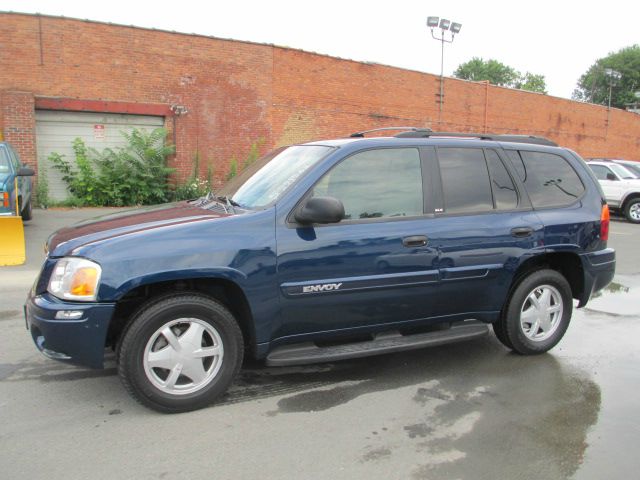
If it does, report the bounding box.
[94,124,105,140]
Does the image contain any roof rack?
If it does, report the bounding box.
[394,130,558,147]
[349,126,432,138]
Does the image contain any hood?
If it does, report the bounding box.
[47,201,231,256]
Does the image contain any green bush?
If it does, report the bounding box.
[35,170,50,208]
[48,132,267,206]
[226,158,238,181]
[226,137,265,180]
[48,128,175,207]
[170,152,214,201]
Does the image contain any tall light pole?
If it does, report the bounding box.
[604,68,622,133]
[605,68,622,111]
[427,16,462,122]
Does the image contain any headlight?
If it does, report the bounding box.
[48,257,102,301]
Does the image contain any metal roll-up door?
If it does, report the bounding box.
[35,111,165,201]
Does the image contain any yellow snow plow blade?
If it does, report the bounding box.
[0,215,26,266]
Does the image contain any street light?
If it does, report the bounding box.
[604,68,622,110]
[427,16,462,121]
[604,68,622,133]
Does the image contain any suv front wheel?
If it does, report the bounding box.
[494,269,572,355]
[624,197,640,223]
[117,293,244,413]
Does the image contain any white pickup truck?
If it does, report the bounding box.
[587,161,640,223]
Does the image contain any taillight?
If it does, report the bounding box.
[600,204,610,241]
[2,191,8,208]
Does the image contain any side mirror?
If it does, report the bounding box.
[17,167,35,177]
[294,196,345,225]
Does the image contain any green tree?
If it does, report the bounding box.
[454,57,547,93]
[454,57,518,86]
[514,72,547,94]
[572,45,640,108]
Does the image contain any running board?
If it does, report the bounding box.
[266,321,489,366]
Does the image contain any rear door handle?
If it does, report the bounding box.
[511,227,534,238]
[402,235,428,247]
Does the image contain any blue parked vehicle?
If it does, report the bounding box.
[0,141,34,220]
[25,128,615,412]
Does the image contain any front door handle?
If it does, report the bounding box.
[402,235,428,247]
[511,227,534,238]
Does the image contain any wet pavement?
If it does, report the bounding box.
[0,210,638,479]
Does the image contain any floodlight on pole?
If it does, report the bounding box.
[427,16,462,122]
[605,68,622,111]
[604,68,622,133]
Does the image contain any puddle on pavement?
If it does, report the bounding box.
[255,338,601,479]
[407,361,600,480]
[585,275,640,316]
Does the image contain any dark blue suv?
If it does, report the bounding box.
[25,129,616,412]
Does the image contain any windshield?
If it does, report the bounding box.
[609,164,638,180]
[0,147,11,180]
[617,162,640,177]
[217,145,334,209]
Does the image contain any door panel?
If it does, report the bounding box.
[275,219,439,339]
[274,147,438,340]
[429,146,543,316]
[425,211,544,316]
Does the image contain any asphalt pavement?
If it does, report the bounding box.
[0,209,638,480]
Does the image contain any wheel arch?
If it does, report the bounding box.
[621,192,640,211]
[107,277,256,358]
[506,252,584,307]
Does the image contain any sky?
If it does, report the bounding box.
[2,0,639,99]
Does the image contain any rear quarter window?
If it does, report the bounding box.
[506,150,585,208]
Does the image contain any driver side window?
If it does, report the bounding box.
[590,164,615,181]
[311,148,424,220]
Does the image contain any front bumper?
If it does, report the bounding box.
[578,248,616,307]
[25,293,116,368]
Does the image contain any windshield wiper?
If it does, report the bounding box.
[217,196,241,208]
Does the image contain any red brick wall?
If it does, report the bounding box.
[270,48,640,159]
[1,12,639,187]
[1,91,36,166]
[0,13,273,185]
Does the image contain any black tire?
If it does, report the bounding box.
[495,269,572,355]
[491,318,513,350]
[118,293,244,413]
[624,198,640,224]
[21,197,33,221]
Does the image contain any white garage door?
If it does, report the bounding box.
[36,110,165,201]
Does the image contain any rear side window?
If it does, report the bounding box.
[438,148,493,213]
[437,148,518,213]
[312,148,423,220]
[507,150,585,208]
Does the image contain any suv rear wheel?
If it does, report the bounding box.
[117,293,243,413]
[494,269,572,354]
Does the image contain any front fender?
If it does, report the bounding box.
[108,267,248,301]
